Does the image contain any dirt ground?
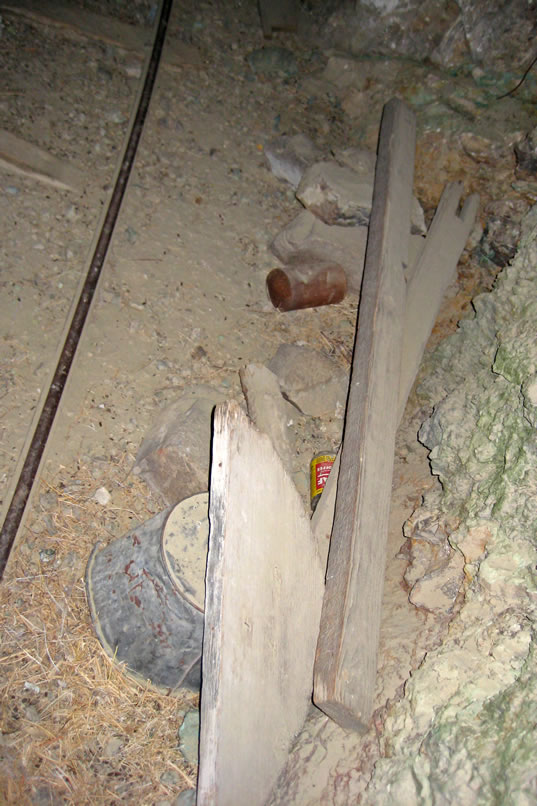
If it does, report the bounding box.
[0,0,535,803]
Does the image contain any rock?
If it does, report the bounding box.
[173,790,196,806]
[479,198,529,267]
[133,387,226,506]
[270,209,368,294]
[340,87,365,119]
[323,54,365,90]
[321,0,534,72]
[408,551,465,614]
[258,0,300,38]
[93,486,111,506]
[515,125,537,178]
[321,2,462,65]
[267,343,348,418]
[247,46,298,77]
[332,147,376,175]
[455,0,535,71]
[296,160,374,226]
[160,770,182,788]
[178,710,200,766]
[31,786,63,806]
[39,490,58,510]
[403,504,465,615]
[264,134,322,188]
[102,736,125,757]
[459,132,513,166]
[296,160,426,234]
[23,704,41,723]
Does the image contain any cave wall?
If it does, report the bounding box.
[313,0,536,73]
[364,204,537,803]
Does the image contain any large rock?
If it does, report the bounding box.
[267,343,348,418]
[264,134,323,189]
[270,209,368,293]
[133,386,226,505]
[296,160,426,233]
[315,0,535,72]
[296,160,374,226]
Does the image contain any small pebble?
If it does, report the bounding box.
[102,736,124,757]
[106,110,125,124]
[178,710,199,766]
[94,486,111,506]
[39,548,55,564]
[173,790,196,806]
[124,62,142,79]
[24,704,41,723]
[160,770,181,788]
[40,491,58,510]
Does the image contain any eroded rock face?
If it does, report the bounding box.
[365,204,537,804]
[317,0,535,72]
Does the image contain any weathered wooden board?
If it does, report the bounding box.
[0,129,84,192]
[399,181,479,409]
[0,0,152,49]
[0,0,202,68]
[311,184,479,568]
[198,402,324,806]
[313,98,416,733]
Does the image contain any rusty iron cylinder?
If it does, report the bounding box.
[266,261,347,312]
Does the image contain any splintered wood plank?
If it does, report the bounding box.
[0,129,84,192]
[313,98,416,733]
[398,182,479,409]
[311,184,479,567]
[0,0,203,68]
[198,402,324,806]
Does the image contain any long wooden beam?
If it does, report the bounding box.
[313,98,416,732]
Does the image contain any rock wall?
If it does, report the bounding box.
[365,206,537,803]
[315,0,536,72]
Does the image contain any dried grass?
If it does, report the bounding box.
[0,459,198,804]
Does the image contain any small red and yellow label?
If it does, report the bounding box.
[310,453,336,511]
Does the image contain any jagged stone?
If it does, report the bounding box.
[267,343,348,418]
[270,209,368,293]
[296,160,426,234]
[296,160,374,226]
[133,386,226,505]
[264,134,323,188]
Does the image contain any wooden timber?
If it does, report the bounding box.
[198,402,324,806]
[312,98,416,733]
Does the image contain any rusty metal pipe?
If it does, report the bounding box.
[0,0,173,580]
[267,262,347,311]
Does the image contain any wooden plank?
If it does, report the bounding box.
[0,0,203,68]
[198,402,324,806]
[311,183,479,567]
[399,182,479,408]
[313,98,416,733]
[0,0,152,50]
[0,129,84,192]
